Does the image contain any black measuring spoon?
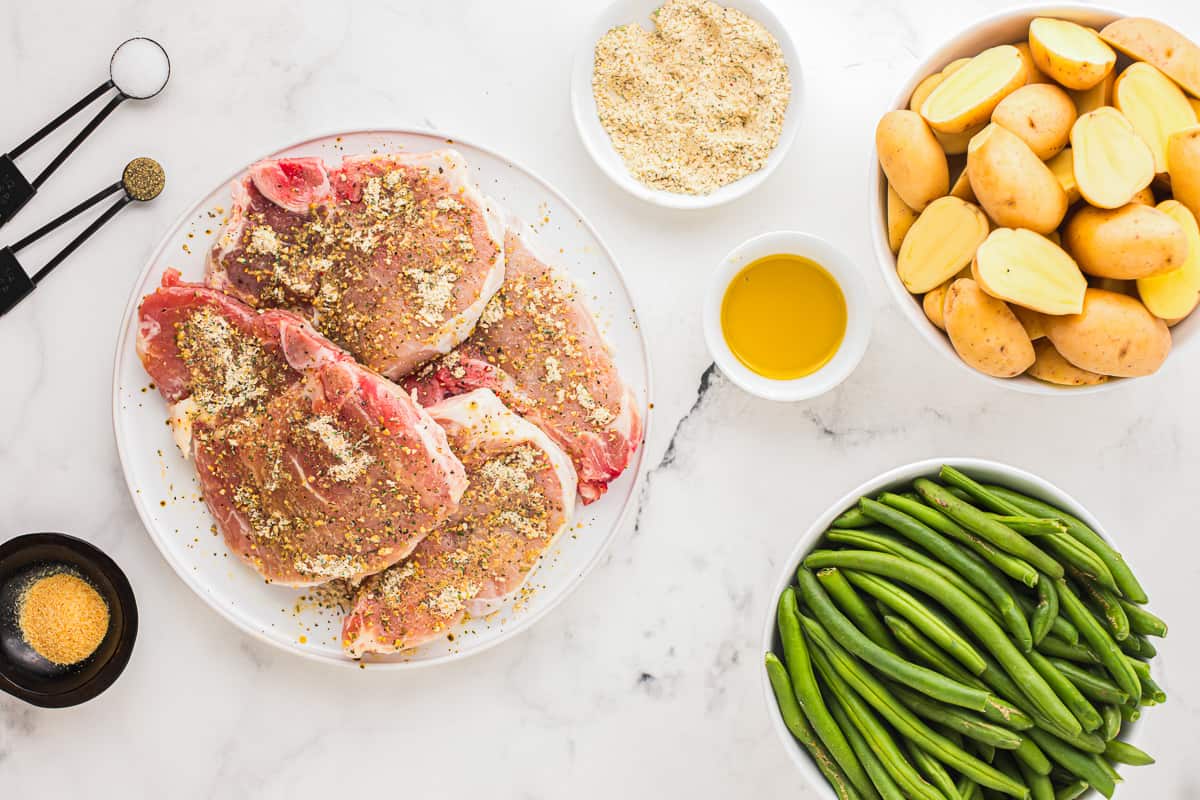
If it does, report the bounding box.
[0,37,170,228]
[0,157,165,318]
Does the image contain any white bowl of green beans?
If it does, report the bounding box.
[761,457,1164,800]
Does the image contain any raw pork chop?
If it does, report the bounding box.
[137,270,468,586]
[406,225,641,503]
[206,149,506,378]
[341,388,577,656]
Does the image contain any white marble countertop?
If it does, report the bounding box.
[2,0,1198,796]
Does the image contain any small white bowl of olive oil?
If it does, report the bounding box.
[704,231,872,402]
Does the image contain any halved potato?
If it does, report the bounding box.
[1113,63,1198,174]
[1064,203,1188,279]
[910,72,945,113]
[1012,304,1048,339]
[924,281,951,330]
[944,278,1036,377]
[950,167,976,202]
[1029,18,1116,90]
[1028,339,1108,386]
[1138,200,1200,319]
[1130,186,1156,206]
[972,228,1086,315]
[1046,148,1080,204]
[877,110,949,211]
[1168,126,1200,221]
[1100,17,1200,97]
[992,83,1076,160]
[886,182,919,253]
[935,123,986,156]
[967,124,1067,234]
[898,196,990,293]
[1043,288,1171,377]
[1068,72,1114,115]
[921,45,1027,134]
[943,58,972,76]
[1014,41,1051,84]
[1071,107,1155,209]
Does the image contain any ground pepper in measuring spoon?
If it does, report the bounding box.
[18,571,110,665]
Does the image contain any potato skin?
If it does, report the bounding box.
[1168,127,1200,223]
[1043,288,1171,377]
[886,182,918,253]
[1100,17,1200,97]
[1028,339,1109,386]
[967,124,1068,234]
[877,110,949,211]
[944,278,1036,378]
[1012,304,1048,340]
[1029,18,1116,90]
[924,282,950,330]
[992,83,1076,160]
[1063,203,1188,279]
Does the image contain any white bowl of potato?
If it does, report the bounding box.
[871,7,1200,394]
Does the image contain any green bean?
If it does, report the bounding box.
[765,653,862,800]
[1013,593,1080,645]
[1127,658,1166,705]
[1119,634,1157,659]
[1015,752,1055,800]
[1027,729,1116,799]
[1047,659,1129,705]
[833,507,876,529]
[1093,755,1123,786]
[958,777,982,800]
[1100,705,1121,741]
[1031,577,1059,647]
[972,652,1097,749]
[1044,534,1119,594]
[985,514,1068,536]
[1117,598,1167,638]
[816,567,898,650]
[805,550,1082,738]
[777,589,880,799]
[1118,704,1140,724]
[1103,739,1155,766]
[842,570,989,676]
[1055,579,1141,703]
[827,527,994,611]
[1013,735,1052,776]
[971,737,997,764]
[1071,571,1129,640]
[884,614,984,688]
[1036,635,1098,664]
[797,569,992,709]
[1027,650,1103,732]
[906,738,964,800]
[889,684,1023,749]
[827,693,903,800]
[879,492,1040,588]
[1053,780,1089,800]
[916,478,1063,579]
[799,613,1030,798]
[860,498,1032,651]
[984,485,1149,604]
[810,645,945,800]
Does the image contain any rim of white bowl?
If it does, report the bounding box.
[570,0,803,209]
[867,4,1192,396]
[703,231,873,401]
[759,456,1140,799]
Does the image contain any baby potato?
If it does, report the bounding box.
[924,281,951,330]
[1068,72,1114,115]
[886,182,919,253]
[1046,148,1080,204]
[1168,127,1200,222]
[943,58,971,76]
[877,110,949,211]
[1029,18,1116,90]
[921,45,1027,134]
[1100,17,1200,98]
[1138,200,1200,319]
[1043,288,1171,376]
[1113,63,1198,174]
[967,124,1067,234]
[1090,277,1137,296]
[992,83,1077,160]
[1071,108,1155,209]
[949,167,976,202]
[1130,186,1157,206]
[1063,203,1188,279]
[1014,41,1051,84]
[898,196,990,293]
[910,72,945,113]
[944,278,1036,377]
[1028,339,1109,386]
[972,228,1087,315]
[935,123,986,156]
[1012,304,1048,340]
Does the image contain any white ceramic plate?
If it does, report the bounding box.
[866,5,1196,395]
[760,457,1143,800]
[112,129,651,669]
[571,0,802,209]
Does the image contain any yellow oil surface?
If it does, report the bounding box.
[720,254,847,380]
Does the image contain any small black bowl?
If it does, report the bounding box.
[0,533,137,708]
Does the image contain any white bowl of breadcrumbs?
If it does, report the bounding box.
[572,0,801,209]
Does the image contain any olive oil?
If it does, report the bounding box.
[720,254,847,379]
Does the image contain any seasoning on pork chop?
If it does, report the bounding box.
[342,388,577,656]
[206,150,505,378]
[137,270,468,586]
[405,226,642,503]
